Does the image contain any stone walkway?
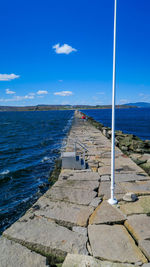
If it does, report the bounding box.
[1,111,150,266]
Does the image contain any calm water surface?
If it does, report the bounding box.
[0,110,74,234]
[81,108,150,140]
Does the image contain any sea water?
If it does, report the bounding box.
[82,108,150,140]
[0,110,74,234]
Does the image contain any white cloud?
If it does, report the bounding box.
[37,90,48,95]
[6,88,16,94]
[24,94,35,99]
[52,43,77,54]
[0,73,20,81]
[54,91,73,96]
[0,93,35,102]
[14,94,35,100]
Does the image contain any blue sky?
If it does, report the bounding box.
[1,0,150,106]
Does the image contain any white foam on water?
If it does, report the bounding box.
[41,156,52,163]
[0,170,10,175]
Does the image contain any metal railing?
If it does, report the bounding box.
[61,136,88,168]
[74,138,88,168]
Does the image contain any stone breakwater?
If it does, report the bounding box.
[84,114,150,176]
[1,111,150,266]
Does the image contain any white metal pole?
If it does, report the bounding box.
[108,0,118,205]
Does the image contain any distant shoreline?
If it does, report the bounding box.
[0,105,137,112]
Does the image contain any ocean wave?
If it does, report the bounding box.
[0,110,74,234]
[41,156,53,163]
[0,170,10,175]
[62,114,74,133]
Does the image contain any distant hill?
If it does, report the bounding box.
[0,104,135,112]
[124,102,150,108]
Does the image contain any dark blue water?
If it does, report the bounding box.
[0,110,74,234]
[81,108,150,140]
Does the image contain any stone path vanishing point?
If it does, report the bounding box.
[1,111,150,267]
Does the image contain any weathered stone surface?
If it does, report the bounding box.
[140,162,150,175]
[3,216,88,257]
[53,179,99,191]
[100,175,110,181]
[98,158,111,166]
[89,197,102,208]
[62,254,137,267]
[123,192,138,202]
[59,170,100,181]
[31,197,94,227]
[98,166,111,175]
[121,146,128,152]
[98,181,126,200]
[120,196,150,215]
[72,226,87,236]
[89,201,126,225]
[45,186,97,205]
[121,181,150,196]
[88,224,147,263]
[0,237,48,267]
[140,154,150,162]
[125,214,150,242]
[130,154,148,166]
[139,240,150,261]
[115,156,144,173]
[135,261,143,266]
[143,264,150,267]
[115,173,149,183]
